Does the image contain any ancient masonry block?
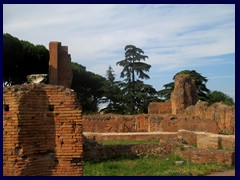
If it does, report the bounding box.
[3,84,83,176]
[148,101,172,114]
[49,42,73,88]
[177,129,199,145]
[220,135,235,150]
[171,74,199,115]
[197,133,220,150]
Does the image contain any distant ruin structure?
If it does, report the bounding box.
[171,74,199,115]
[49,42,73,88]
[83,74,234,134]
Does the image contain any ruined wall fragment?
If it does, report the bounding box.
[185,102,235,134]
[171,74,199,115]
[3,84,82,176]
[49,42,73,88]
[148,101,172,114]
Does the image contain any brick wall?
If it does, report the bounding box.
[49,42,73,88]
[83,132,177,142]
[185,102,235,134]
[82,114,148,133]
[176,148,235,166]
[83,131,235,166]
[3,84,83,176]
[83,114,220,133]
[148,101,172,114]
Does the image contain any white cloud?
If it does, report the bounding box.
[3,4,235,98]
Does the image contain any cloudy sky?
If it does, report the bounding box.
[3,4,235,100]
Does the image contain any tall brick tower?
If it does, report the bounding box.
[49,42,73,88]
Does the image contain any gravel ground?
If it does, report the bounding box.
[206,169,235,176]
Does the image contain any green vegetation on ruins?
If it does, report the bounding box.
[83,155,234,176]
[3,33,234,114]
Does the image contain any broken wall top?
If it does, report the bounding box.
[49,41,73,88]
[171,74,199,115]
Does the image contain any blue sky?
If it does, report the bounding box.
[3,4,235,100]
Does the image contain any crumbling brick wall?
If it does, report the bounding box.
[185,101,235,134]
[148,101,172,114]
[82,114,219,133]
[171,74,199,115]
[49,42,73,88]
[3,84,82,176]
[83,130,235,166]
[82,114,149,133]
[176,148,234,166]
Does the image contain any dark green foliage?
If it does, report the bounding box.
[158,82,174,100]
[3,33,49,85]
[116,45,159,114]
[207,91,234,106]
[101,66,124,114]
[71,62,106,114]
[159,70,210,101]
[3,33,23,85]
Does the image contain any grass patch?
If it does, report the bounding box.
[83,155,233,176]
[100,139,159,145]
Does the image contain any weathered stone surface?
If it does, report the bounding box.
[3,84,83,176]
[83,132,235,166]
[83,136,182,161]
[176,148,235,166]
[27,74,48,84]
[185,102,235,134]
[220,135,235,150]
[205,103,235,134]
[185,101,209,119]
[177,129,199,145]
[49,42,73,88]
[83,132,177,142]
[82,114,219,133]
[197,133,220,150]
[148,101,172,114]
[171,74,198,115]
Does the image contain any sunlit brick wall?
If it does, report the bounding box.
[3,84,82,176]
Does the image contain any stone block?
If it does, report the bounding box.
[220,135,235,150]
[197,133,220,150]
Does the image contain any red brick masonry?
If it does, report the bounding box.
[3,84,83,176]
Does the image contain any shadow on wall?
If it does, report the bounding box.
[18,86,56,175]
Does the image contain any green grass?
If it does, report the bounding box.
[100,139,159,145]
[83,155,233,176]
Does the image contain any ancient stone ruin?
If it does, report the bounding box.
[49,42,73,88]
[3,84,82,176]
[81,74,235,167]
[3,41,235,175]
[82,74,234,135]
[3,42,83,176]
[171,74,199,115]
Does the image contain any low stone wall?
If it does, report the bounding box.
[154,115,219,133]
[176,149,235,166]
[83,130,235,166]
[197,133,235,150]
[178,130,235,151]
[82,114,145,133]
[83,132,177,142]
[83,137,180,161]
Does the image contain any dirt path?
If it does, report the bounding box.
[206,169,235,176]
